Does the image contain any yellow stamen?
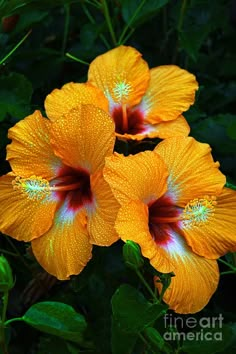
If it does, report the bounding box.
[113,80,132,103]
[12,176,82,201]
[181,196,217,228]
[13,176,51,201]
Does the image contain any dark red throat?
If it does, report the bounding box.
[112,106,145,135]
[54,166,93,211]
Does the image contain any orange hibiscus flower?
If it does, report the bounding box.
[0,84,119,280]
[104,137,236,313]
[87,45,198,140]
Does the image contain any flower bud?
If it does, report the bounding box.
[0,255,14,292]
[123,241,144,270]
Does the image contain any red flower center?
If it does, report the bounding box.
[53,166,93,211]
[148,195,181,245]
[112,105,145,135]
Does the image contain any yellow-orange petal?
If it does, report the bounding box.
[152,115,190,139]
[154,137,226,207]
[139,65,198,124]
[0,174,58,241]
[104,151,168,205]
[50,104,115,174]
[31,205,92,280]
[181,188,236,259]
[115,200,174,273]
[115,115,189,141]
[45,82,109,121]
[116,199,219,313]
[154,238,219,314]
[7,111,62,180]
[88,46,150,108]
[86,170,119,246]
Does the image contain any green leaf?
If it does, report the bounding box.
[22,301,88,345]
[111,284,168,333]
[227,122,236,141]
[191,114,236,155]
[11,9,48,34]
[0,72,32,121]
[0,0,77,17]
[181,323,236,354]
[80,23,99,50]
[179,28,209,61]
[224,252,236,267]
[121,0,170,26]
[37,335,70,354]
[143,327,172,353]
[111,319,138,354]
[225,182,236,191]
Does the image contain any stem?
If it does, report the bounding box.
[118,0,146,45]
[61,4,70,56]
[4,318,24,327]
[65,53,89,65]
[120,28,135,46]
[0,339,8,354]
[0,249,18,258]
[218,258,236,272]
[177,0,188,33]
[84,0,101,8]
[3,236,31,273]
[0,30,32,65]
[136,270,158,302]
[221,270,236,275]
[1,292,8,324]
[172,0,188,63]
[81,2,110,49]
[0,291,9,354]
[101,0,117,45]
[139,333,156,354]
[162,5,167,36]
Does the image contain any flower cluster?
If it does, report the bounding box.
[0,46,235,314]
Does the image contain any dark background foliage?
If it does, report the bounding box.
[0,0,236,353]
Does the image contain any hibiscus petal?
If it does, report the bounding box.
[7,111,62,180]
[139,65,198,124]
[31,204,92,280]
[181,187,236,259]
[154,227,219,314]
[86,171,120,246]
[50,104,115,174]
[151,115,190,139]
[115,115,189,141]
[154,137,225,206]
[88,46,150,108]
[104,151,168,205]
[115,200,174,273]
[0,174,58,241]
[45,82,108,121]
[116,199,219,313]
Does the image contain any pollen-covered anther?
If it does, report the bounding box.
[113,80,132,103]
[181,196,217,228]
[12,175,51,200]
